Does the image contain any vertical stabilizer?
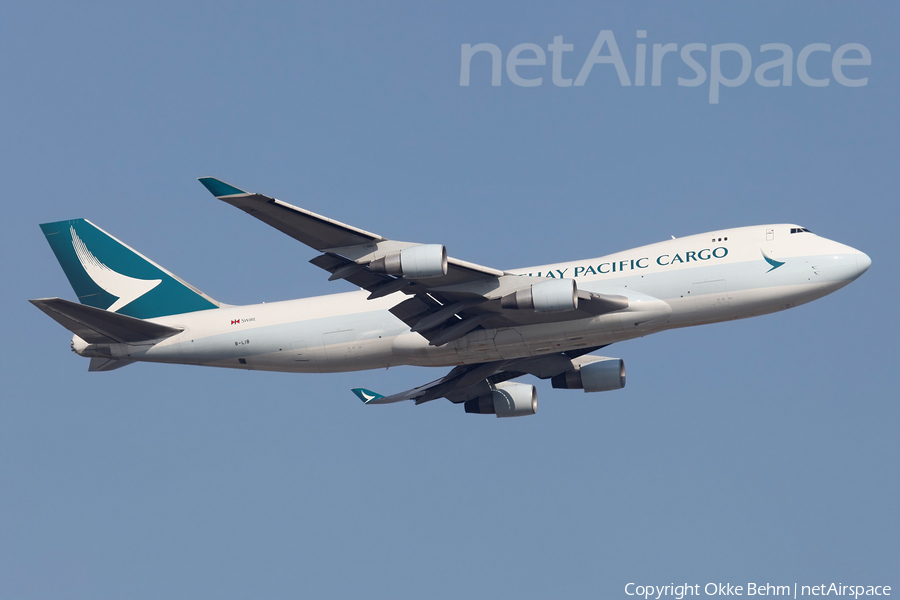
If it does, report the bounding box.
[39,219,219,319]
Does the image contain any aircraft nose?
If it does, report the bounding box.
[856,251,872,276]
[818,241,870,283]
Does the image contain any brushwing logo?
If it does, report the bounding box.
[761,250,786,273]
[71,226,162,312]
[351,388,385,404]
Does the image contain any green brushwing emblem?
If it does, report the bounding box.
[351,388,384,404]
[39,219,218,319]
[761,250,785,273]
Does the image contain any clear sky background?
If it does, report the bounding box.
[2,2,897,599]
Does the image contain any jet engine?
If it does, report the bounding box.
[464,382,537,417]
[369,244,448,278]
[551,358,625,393]
[500,279,578,312]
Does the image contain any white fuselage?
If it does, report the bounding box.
[80,225,869,373]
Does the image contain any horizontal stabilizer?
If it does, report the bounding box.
[30,297,183,344]
[89,357,135,371]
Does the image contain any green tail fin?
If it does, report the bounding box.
[39,219,219,319]
[351,388,385,404]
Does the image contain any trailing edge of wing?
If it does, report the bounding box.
[30,297,183,344]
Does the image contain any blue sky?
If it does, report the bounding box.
[2,2,897,599]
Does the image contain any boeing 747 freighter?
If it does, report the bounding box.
[31,178,871,417]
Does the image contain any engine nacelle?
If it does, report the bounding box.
[464,382,537,417]
[551,358,626,393]
[500,279,578,313]
[369,244,448,279]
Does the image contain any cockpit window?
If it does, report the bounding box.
[790,227,813,234]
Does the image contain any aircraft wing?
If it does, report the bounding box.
[198,177,503,286]
[350,347,607,406]
[199,177,632,347]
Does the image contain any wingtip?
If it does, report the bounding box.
[198,177,247,197]
[351,388,385,404]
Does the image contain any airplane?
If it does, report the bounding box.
[31,178,871,417]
